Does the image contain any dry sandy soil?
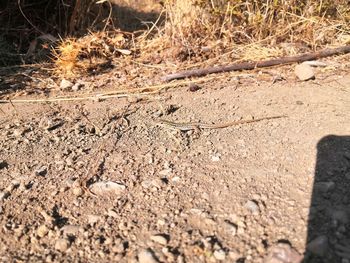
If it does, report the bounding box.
[0,62,350,262]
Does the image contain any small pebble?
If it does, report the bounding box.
[107,209,119,218]
[150,234,168,245]
[89,181,126,196]
[0,191,10,201]
[71,82,83,91]
[13,129,23,137]
[37,225,49,238]
[228,250,240,260]
[264,242,303,263]
[245,200,260,214]
[307,235,328,256]
[188,83,201,92]
[295,63,315,81]
[61,225,82,236]
[35,166,47,177]
[6,180,20,192]
[213,249,226,260]
[112,238,125,253]
[138,248,158,263]
[210,155,221,162]
[55,238,70,252]
[60,79,74,90]
[72,187,83,197]
[87,215,101,225]
[223,220,237,236]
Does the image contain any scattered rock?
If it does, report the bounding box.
[37,225,49,238]
[72,187,84,197]
[35,166,47,177]
[112,238,125,253]
[60,79,74,90]
[40,210,53,223]
[295,63,315,81]
[302,61,328,67]
[107,209,119,218]
[213,249,226,260]
[71,82,84,91]
[150,234,168,245]
[223,220,237,236]
[141,179,164,189]
[138,248,158,263]
[87,214,101,225]
[61,225,83,236]
[264,242,303,263]
[0,160,8,169]
[210,154,221,162]
[13,129,23,137]
[307,235,329,257]
[228,250,240,261]
[89,181,126,196]
[6,180,20,192]
[188,83,201,92]
[55,238,70,252]
[245,200,260,215]
[171,176,181,183]
[0,191,10,201]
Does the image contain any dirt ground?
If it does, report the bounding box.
[0,62,350,262]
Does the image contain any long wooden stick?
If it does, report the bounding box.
[162,45,350,82]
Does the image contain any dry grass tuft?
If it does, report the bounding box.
[53,30,133,77]
[144,0,350,63]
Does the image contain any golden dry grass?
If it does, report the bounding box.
[52,0,350,79]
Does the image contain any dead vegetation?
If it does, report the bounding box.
[1,0,350,83]
[52,0,350,78]
[53,30,133,77]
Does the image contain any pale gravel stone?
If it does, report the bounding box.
[295,63,315,81]
[213,249,226,260]
[150,234,168,245]
[245,200,260,214]
[37,225,49,238]
[138,248,158,263]
[55,238,70,252]
[60,79,74,90]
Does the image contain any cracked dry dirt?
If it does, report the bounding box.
[0,68,349,263]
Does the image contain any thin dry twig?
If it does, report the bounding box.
[0,76,225,104]
[17,0,46,35]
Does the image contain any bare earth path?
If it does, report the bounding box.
[0,69,349,262]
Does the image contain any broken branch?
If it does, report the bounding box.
[162,45,350,82]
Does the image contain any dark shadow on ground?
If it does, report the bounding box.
[305,135,350,262]
[111,3,163,32]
